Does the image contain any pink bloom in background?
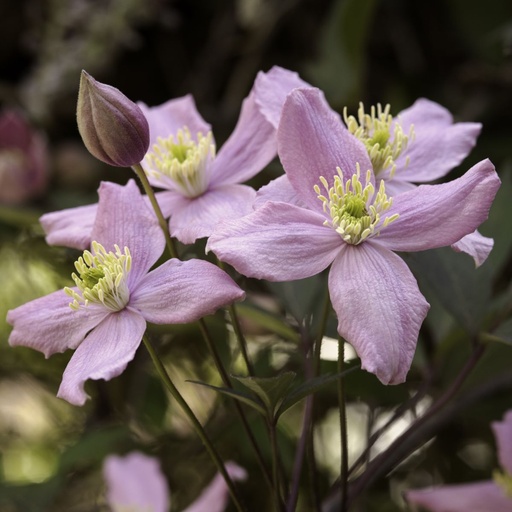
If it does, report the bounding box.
[255,76,491,266]
[207,87,500,385]
[104,452,247,512]
[0,109,48,204]
[406,410,512,511]
[7,180,244,406]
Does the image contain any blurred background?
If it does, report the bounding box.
[1,0,512,511]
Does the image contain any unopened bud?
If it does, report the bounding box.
[77,71,149,167]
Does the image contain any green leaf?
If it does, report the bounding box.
[187,380,267,416]
[233,372,297,413]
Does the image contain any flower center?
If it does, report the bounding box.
[494,470,512,499]
[314,164,399,245]
[64,241,132,312]
[145,127,215,198]
[343,103,414,178]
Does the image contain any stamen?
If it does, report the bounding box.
[145,127,215,198]
[64,241,132,312]
[343,103,414,177]
[314,164,399,245]
[494,470,512,499]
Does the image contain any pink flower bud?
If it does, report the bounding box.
[77,71,149,167]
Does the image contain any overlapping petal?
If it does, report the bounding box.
[278,88,371,213]
[104,452,170,512]
[130,258,245,324]
[451,230,494,267]
[493,411,512,475]
[208,201,342,281]
[377,159,500,253]
[213,91,276,186]
[57,309,146,406]
[405,481,512,512]
[7,290,108,358]
[91,180,164,288]
[254,174,305,209]
[164,184,256,244]
[328,243,429,385]
[394,98,481,182]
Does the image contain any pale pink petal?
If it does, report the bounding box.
[394,98,481,182]
[57,309,146,406]
[378,159,500,253]
[166,184,257,244]
[405,481,512,512]
[492,410,512,475]
[328,243,429,385]
[104,452,170,512]
[40,203,98,250]
[91,180,164,288]
[138,94,210,148]
[213,90,276,186]
[380,177,416,197]
[183,462,247,512]
[254,174,306,209]
[253,66,311,128]
[7,290,108,357]
[130,259,245,324]
[207,201,342,281]
[451,230,493,267]
[277,88,372,214]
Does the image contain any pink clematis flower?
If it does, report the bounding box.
[405,410,512,511]
[207,87,500,385]
[255,78,490,266]
[104,451,247,512]
[7,180,244,406]
[0,109,48,204]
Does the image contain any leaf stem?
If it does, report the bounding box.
[338,337,348,512]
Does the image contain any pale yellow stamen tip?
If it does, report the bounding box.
[314,164,398,245]
[494,470,512,499]
[65,241,132,312]
[145,127,215,198]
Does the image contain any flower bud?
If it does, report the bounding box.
[77,70,149,167]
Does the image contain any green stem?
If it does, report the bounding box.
[131,163,178,259]
[142,335,246,512]
[269,418,284,512]
[338,337,348,512]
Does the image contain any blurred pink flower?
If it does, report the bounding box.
[406,410,512,511]
[8,180,244,406]
[0,109,48,204]
[104,452,247,512]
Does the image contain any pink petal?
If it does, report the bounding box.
[394,98,481,182]
[378,159,500,253]
[7,290,108,358]
[138,94,211,149]
[130,259,245,324]
[92,180,164,288]
[57,309,146,406]
[451,230,493,267]
[166,184,257,244]
[254,174,306,209]
[405,481,512,512]
[183,461,247,512]
[253,66,311,128]
[104,452,170,512]
[40,203,98,250]
[328,243,429,384]
[380,177,417,197]
[277,88,372,214]
[492,410,512,475]
[213,90,276,186]
[207,201,342,281]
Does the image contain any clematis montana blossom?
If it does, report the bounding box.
[255,75,490,266]
[207,87,500,385]
[104,451,247,512]
[405,410,512,511]
[7,180,244,405]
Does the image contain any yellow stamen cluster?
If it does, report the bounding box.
[65,241,132,312]
[343,103,414,178]
[494,470,512,499]
[145,127,215,198]
[314,164,399,245]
